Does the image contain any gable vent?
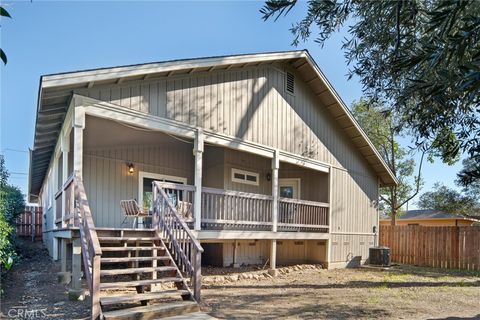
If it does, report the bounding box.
[285,72,295,94]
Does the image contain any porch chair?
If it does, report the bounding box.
[177,200,194,223]
[120,199,149,228]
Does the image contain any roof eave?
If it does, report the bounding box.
[301,51,398,186]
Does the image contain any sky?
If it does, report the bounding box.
[0,1,464,207]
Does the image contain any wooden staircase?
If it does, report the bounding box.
[96,228,200,319]
[69,173,203,319]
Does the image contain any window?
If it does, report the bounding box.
[285,72,295,95]
[231,168,259,186]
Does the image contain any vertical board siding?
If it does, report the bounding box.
[77,65,373,175]
[330,168,378,234]
[82,144,194,228]
[73,63,381,239]
[330,234,375,264]
[220,240,327,267]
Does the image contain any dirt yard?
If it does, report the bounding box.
[1,240,479,319]
[201,265,480,319]
[0,239,90,319]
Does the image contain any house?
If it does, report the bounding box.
[380,210,478,227]
[28,50,397,318]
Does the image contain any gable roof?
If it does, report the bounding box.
[29,50,397,201]
[380,209,478,221]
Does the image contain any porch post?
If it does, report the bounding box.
[52,157,59,261]
[269,149,280,276]
[61,133,70,228]
[58,238,70,284]
[73,106,85,177]
[69,237,84,300]
[326,166,333,269]
[193,128,204,231]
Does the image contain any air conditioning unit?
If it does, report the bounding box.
[369,246,391,266]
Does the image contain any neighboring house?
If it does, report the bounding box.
[28,50,397,318]
[380,210,478,226]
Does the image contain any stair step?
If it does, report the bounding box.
[100,277,184,289]
[101,256,170,263]
[101,266,177,276]
[102,300,199,320]
[101,246,165,252]
[100,290,191,306]
[98,237,162,242]
[95,228,156,231]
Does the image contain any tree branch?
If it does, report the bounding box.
[379,194,391,206]
[396,150,426,209]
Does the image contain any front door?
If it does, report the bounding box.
[279,178,301,199]
[138,172,187,212]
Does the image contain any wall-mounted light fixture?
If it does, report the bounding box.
[266,172,271,181]
[127,163,134,174]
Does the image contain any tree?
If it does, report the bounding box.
[0,6,12,64]
[261,0,480,183]
[418,183,480,219]
[351,99,424,225]
[0,155,25,270]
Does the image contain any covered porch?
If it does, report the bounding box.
[78,115,330,234]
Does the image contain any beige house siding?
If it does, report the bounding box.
[330,168,378,235]
[76,64,375,176]
[71,62,380,266]
[330,234,375,266]
[214,240,327,267]
[82,144,194,228]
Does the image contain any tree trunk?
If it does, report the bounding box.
[390,209,397,226]
[390,186,397,226]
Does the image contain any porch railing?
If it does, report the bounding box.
[155,183,329,232]
[278,198,329,232]
[73,172,102,319]
[201,187,273,230]
[54,174,75,227]
[152,181,203,301]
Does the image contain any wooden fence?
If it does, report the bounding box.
[15,206,43,241]
[380,225,480,271]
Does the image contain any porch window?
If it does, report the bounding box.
[231,168,259,186]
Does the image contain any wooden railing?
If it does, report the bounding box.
[278,198,329,232]
[73,172,102,319]
[154,183,329,232]
[54,174,75,226]
[152,181,203,301]
[55,191,62,224]
[201,188,273,230]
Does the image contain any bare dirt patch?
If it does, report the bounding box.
[1,240,478,319]
[201,265,480,319]
[0,239,90,319]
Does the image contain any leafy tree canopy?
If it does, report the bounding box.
[351,99,424,225]
[0,5,11,64]
[418,182,480,219]
[261,0,480,183]
[0,155,25,270]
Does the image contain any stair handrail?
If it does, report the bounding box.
[152,181,203,302]
[73,171,102,319]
